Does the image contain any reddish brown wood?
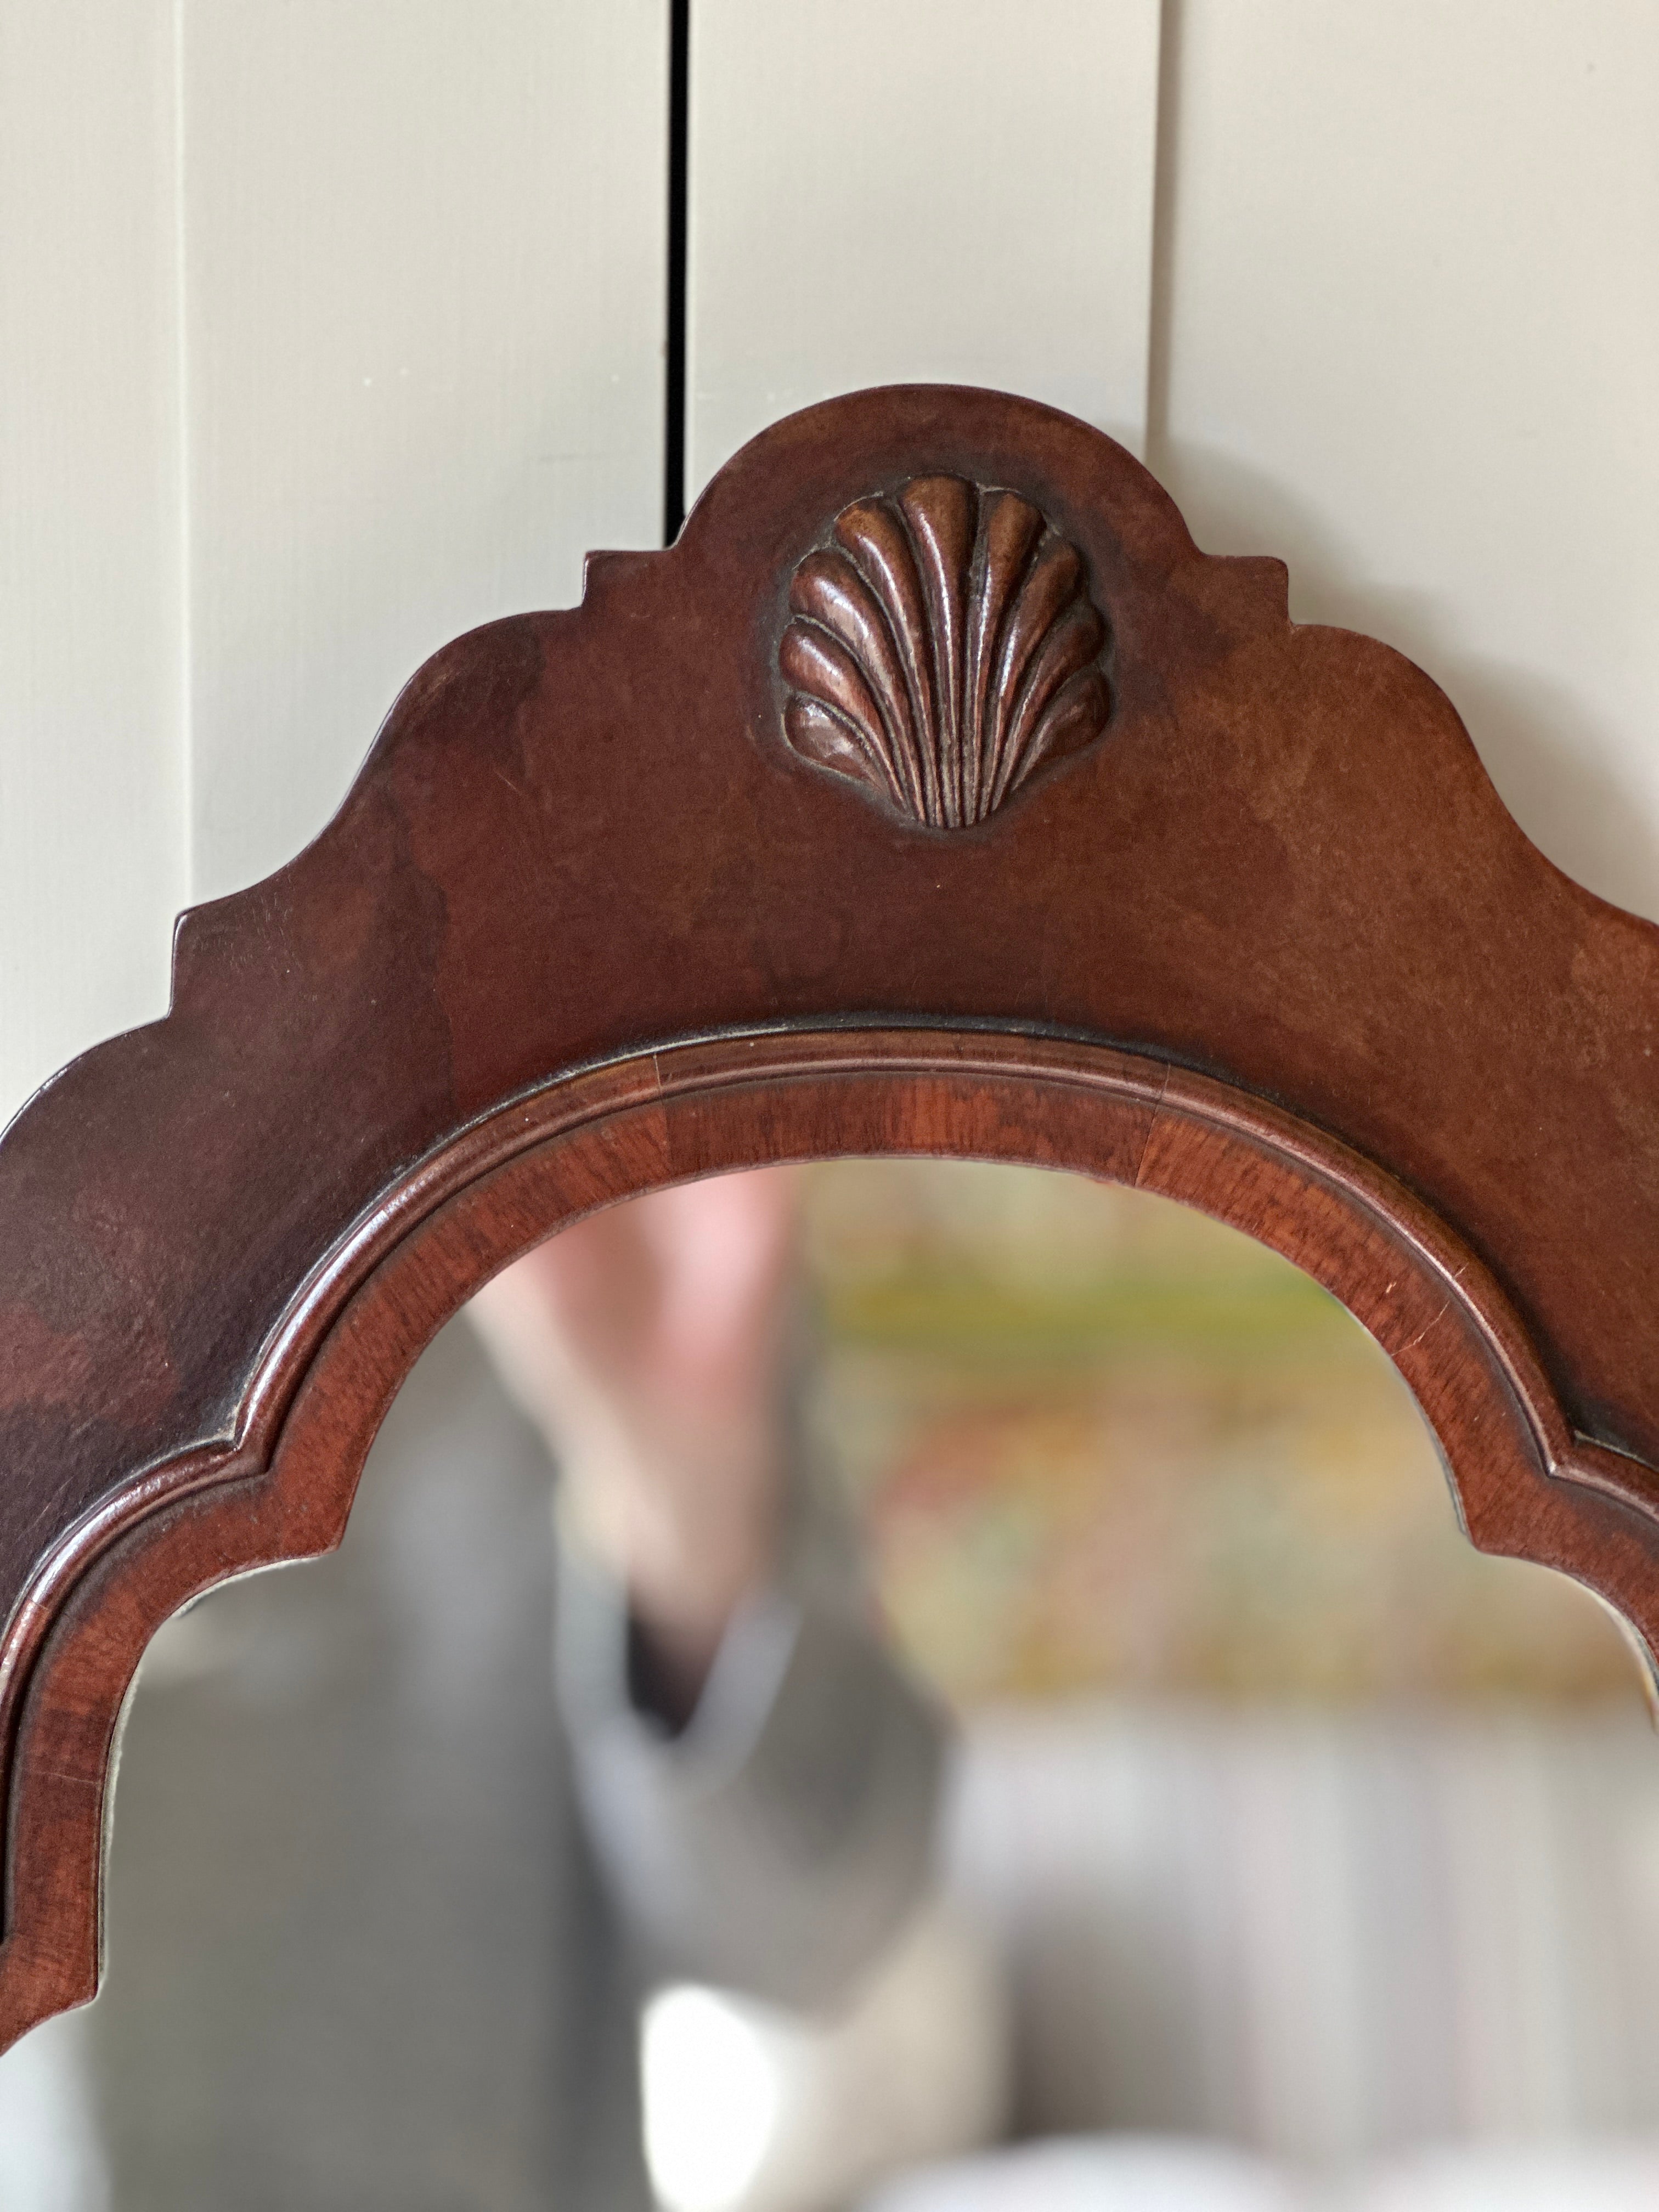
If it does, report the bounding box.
[779,472,1111,823]
[1,383,1656,2047]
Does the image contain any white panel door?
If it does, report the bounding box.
[0,1,670,1133]
[183,0,670,905]
[686,0,1164,501]
[1156,0,1659,922]
[0,1,185,1128]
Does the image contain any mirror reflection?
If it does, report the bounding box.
[4,1163,1655,2212]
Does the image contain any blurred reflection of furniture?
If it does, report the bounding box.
[648,1697,1659,2212]
[947,1701,1659,2162]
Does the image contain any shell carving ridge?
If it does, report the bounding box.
[777,474,1111,828]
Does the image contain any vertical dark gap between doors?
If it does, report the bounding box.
[663,0,691,545]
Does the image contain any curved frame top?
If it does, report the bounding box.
[1,383,1657,2049]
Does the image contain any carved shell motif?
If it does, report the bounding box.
[777,474,1111,828]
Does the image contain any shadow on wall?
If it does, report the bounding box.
[1147,436,1659,925]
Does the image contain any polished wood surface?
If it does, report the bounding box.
[1,384,1655,2046]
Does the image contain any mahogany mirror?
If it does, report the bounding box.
[2,381,1657,2068]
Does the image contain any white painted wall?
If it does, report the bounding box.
[0,1,668,1127]
[0,0,185,1132]
[3,1,1657,1131]
[182,1,669,906]
[685,0,1163,497]
[1152,0,1659,922]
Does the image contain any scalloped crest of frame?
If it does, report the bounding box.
[0,382,1657,2049]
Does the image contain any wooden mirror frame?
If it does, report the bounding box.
[2,383,1657,2051]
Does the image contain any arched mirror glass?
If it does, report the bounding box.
[1,1165,1651,2212]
